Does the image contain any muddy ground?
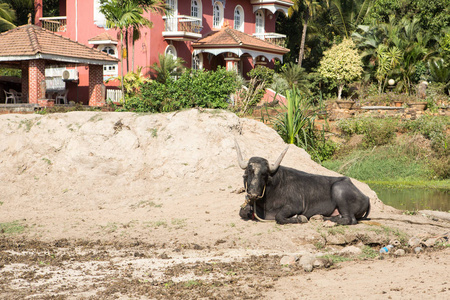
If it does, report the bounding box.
[0,109,449,299]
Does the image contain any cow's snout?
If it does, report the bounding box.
[247,193,260,201]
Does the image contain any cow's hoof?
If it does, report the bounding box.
[297,215,308,223]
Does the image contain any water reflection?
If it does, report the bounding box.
[369,184,450,212]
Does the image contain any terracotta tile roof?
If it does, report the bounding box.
[0,25,118,64]
[88,32,118,43]
[192,27,289,55]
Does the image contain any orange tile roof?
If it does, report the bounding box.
[192,27,289,55]
[0,25,118,65]
[88,32,118,43]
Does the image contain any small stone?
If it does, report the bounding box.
[408,237,421,248]
[313,259,325,268]
[389,239,401,247]
[323,220,336,227]
[339,246,362,256]
[414,247,423,254]
[280,255,298,266]
[310,215,324,222]
[423,238,438,247]
[299,254,316,270]
[303,263,313,272]
[298,215,308,223]
[394,249,406,256]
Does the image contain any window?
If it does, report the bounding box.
[191,0,202,31]
[255,10,264,34]
[213,1,224,28]
[99,45,118,80]
[165,45,177,58]
[166,0,178,31]
[192,54,203,70]
[234,6,244,32]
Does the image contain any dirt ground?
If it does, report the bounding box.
[0,109,449,299]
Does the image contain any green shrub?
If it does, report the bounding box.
[124,67,239,113]
[247,66,274,86]
[338,117,398,147]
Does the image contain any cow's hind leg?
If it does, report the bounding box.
[275,206,308,224]
[326,215,357,225]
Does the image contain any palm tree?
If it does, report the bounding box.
[328,0,372,39]
[289,0,323,67]
[0,3,16,32]
[150,53,185,84]
[99,0,166,100]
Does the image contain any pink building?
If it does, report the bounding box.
[35,0,292,104]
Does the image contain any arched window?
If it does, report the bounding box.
[234,6,244,32]
[191,0,202,31]
[255,9,264,34]
[192,54,203,70]
[213,1,224,28]
[165,45,177,58]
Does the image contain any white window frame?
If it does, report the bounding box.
[165,45,177,58]
[166,0,178,32]
[192,53,203,70]
[191,0,202,23]
[255,9,265,34]
[213,1,224,28]
[99,45,118,80]
[234,5,244,32]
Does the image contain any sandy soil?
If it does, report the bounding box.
[0,109,449,299]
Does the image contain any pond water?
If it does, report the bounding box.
[369,184,450,212]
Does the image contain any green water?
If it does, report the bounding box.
[369,184,450,212]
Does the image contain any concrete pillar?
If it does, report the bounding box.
[224,53,240,72]
[28,60,45,104]
[89,65,105,106]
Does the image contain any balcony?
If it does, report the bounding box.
[40,17,67,33]
[162,15,202,41]
[253,32,286,47]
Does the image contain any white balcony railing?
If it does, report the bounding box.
[40,17,67,33]
[162,15,202,40]
[253,32,286,47]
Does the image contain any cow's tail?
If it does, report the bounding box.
[361,197,371,220]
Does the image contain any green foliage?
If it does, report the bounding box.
[0,220,25,234]
[338,117,399,147]
[0,2,16,32]
[323,146,432,181]
[150,53,185,84]
[318,38,363,99]
[273,88,336,162]
[124,67,238,113]
[247,66,274,86]
[0,68,21,77]
[111,67,151,98]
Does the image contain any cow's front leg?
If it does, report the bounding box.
[275,206,308,224]
[239,204,253,220]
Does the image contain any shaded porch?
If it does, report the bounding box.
[0,24,118,107]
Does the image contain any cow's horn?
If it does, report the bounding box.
[269,146,289,173]
[234,139,248,169]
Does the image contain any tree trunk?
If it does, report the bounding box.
[120,31,125,102]
[125,29,129,73]
[298,21,307,67]
[337,84,344,100]
[132,31,135,72]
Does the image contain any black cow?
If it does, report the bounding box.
[235,142,370,225]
